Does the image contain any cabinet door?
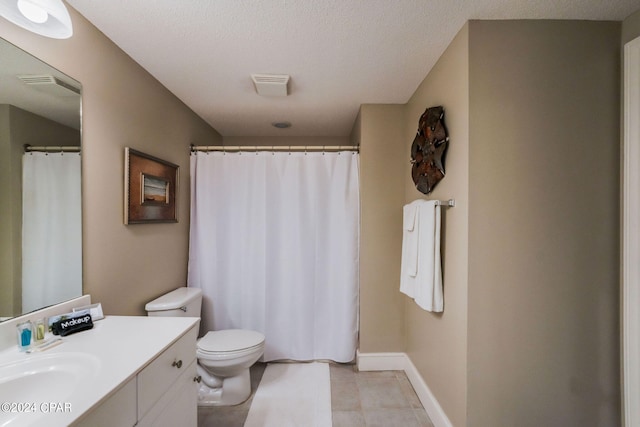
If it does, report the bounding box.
[138,326,198,419]
[72,378,137,427]
[138,359,197,427]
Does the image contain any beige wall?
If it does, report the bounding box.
[358,104,406,352]
[623,9,640,44]
[467,20,620,426]
[0,105,20,318]
[223,136,350,147]
[403,24,470,427]
[362,19,621,426]
[10,105,80,147]
[350,110,361,147]
[0,5,222,316]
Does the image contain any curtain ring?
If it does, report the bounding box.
[289,145,291,155]
[322,145,325,155]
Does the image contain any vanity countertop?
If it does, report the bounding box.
[0,315,200,427]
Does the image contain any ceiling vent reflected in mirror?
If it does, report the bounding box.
[18,74,80,97]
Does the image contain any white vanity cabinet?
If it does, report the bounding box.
[71,319,199,427]
[138,326,198,426]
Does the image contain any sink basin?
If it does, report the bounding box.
[0,352,100,426]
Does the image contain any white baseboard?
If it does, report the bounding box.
[356,351,407,371]
[356,351,453,427]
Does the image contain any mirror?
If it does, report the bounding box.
[0,37,82,321]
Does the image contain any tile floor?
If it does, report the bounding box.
[197,362,434,427]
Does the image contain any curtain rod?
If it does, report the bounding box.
[191,145,359,153]
[24,144,81,153]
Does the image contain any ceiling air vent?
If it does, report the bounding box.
[17,74,80,97]
[251,74,290,97]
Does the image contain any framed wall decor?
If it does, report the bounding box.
[124,147,179,224]
[410,106,449,195]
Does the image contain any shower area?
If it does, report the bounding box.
[21,147,81,313]
[188,145,360,362]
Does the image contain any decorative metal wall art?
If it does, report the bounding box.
[124,148,179,224]
[410,106,449,194]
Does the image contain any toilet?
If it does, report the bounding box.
[145,287,265,406]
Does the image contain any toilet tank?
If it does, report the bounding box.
[145,287,202,317]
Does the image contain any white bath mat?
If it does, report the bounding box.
[244,362,332,427]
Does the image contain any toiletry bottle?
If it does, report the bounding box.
[16,321,32,352]
[34,318,46,343]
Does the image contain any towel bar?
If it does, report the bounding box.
[434,199,455,207]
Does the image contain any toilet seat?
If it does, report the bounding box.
[197,329,264,359]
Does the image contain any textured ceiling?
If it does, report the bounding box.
[66,0,638,137]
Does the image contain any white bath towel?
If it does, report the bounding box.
[400,200,443,312]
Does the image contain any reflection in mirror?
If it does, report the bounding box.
[0,37,82,321]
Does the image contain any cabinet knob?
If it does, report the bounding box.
[194,375,202,383]
[172,359,183,369]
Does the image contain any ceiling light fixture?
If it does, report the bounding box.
[0,0,73,39]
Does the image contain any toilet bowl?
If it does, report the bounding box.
[145,287,265,406]
[196,329,264,406]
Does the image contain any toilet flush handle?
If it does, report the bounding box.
[172,359,183,369]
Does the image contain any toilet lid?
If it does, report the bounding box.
[198,329,265,353]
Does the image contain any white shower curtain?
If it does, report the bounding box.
[22,152,82,313]
[188,151,359,362]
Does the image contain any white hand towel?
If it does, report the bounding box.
[403,201,420,277]
[413,201,443,312]
[400,200,422,297]
[403,201,418,231]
